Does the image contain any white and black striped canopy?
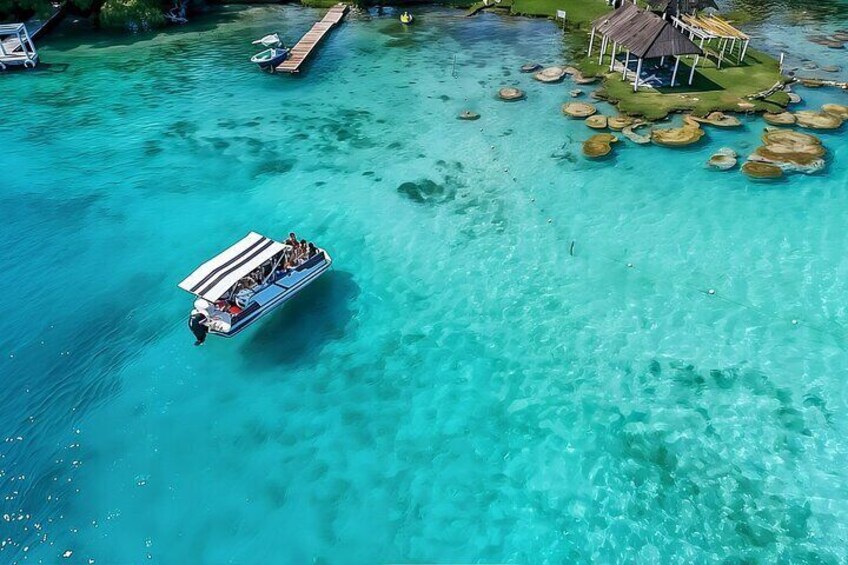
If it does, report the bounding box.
[178,232,287,301]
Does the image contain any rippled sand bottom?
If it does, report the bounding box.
[1,5,848,563]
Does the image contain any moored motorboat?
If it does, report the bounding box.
[250,47,290,70]
[179,232,332,345]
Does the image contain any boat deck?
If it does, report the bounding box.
[275,3,348,74]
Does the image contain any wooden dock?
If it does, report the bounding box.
[276,3,348,74]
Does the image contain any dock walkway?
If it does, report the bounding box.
[276,3,348,73]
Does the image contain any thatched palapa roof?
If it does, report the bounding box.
[593,4,703,59]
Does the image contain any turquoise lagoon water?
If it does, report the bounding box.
[2,4,848,563]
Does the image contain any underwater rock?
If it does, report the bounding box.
[520,63,541,73]
[497,87,525,101]
[822,65,841,72]
[822,103,848,120]
[742,161,784,179]
[607,116,634,131]
[397,179,455,204]
[563,65,598,84]
[763,112,796,126]
[833,32,848,41]
[570,89,583,98]
[582,133,618,158]
[622,122,651,144]
[533,66,566,83]
[561,102,597,119]
[751,129,827,174]
[458,110,480,120]
[762,129,823,150]
[794,110,843,130]
[651,124,705,147]
[585,115,608,129]
[807,34,845,48]
[707,147,738,170]
[688,112,742,128]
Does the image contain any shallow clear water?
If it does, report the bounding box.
[2,4,848,563]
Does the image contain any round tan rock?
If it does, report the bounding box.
[689,112,742,127]
[795,110,843,129]
[622,122,651,144]
[762,129,822,149]
[582,133,618,158]
[707,152,738,171]
[458,110,480,121]
[822,103,848,120]
[533,66,566,83]
[608,116,634,131]
[585,115,608,129]
[498,87,525,101]
[742,161,784,179]
[574,74,598,85]
[520,63,541,73]
[651,125,705,147]
[787,92,802,104]
[763,112,796,126]
[562,102,597,119]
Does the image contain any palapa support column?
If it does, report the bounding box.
[622,50,630,80]
[609,41,618,71]
[633,57,643,92]
[740,39,749,63]
[688,55,700,85]
[588,27,596,56]
[598,35,608,65]
[670,55,680,87]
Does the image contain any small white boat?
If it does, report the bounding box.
[179,232,332,344]
[252,33,282,47]
[250,47,289,69]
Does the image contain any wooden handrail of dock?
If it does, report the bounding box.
[276,3,349,74]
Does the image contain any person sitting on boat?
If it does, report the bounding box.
[308,242,318,259]
[298,239,309,263]
[285,232,298,247]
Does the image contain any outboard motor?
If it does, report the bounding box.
[189,298,212,346]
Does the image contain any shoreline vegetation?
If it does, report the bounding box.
[3,0,841,123]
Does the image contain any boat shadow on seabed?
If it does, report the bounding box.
[238,270,360,369]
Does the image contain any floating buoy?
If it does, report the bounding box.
[627,263,634,268]
[792,319,799,325]
[708,289,715,295]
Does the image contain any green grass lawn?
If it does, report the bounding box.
[596,48,787,119]
[509,0,609,24]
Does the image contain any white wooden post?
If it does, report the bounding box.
[588,27,596,55]
[688,55,700,85]
[622,50,630,80]
[598,35,608,65]
[670,55,680,86]
[609,41,618,71]
[660,56,665,66]
[740,39,749,62]
[633,57,643,92]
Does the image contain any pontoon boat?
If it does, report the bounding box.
[178,232,332,344]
